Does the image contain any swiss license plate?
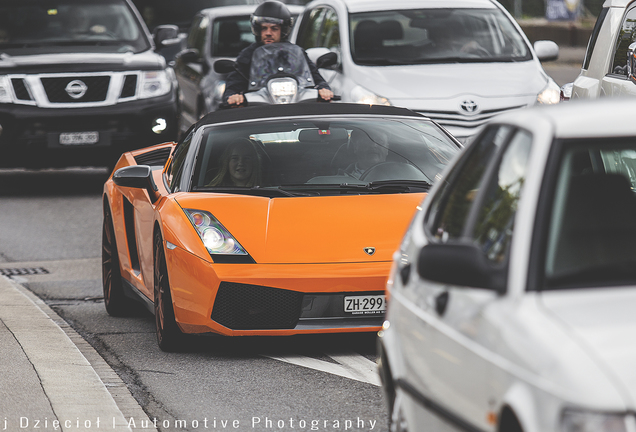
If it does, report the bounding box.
[59,131,99,145]
[344,295,386,315]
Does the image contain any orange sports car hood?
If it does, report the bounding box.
[174,193,424,264]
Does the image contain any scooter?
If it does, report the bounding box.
[214,42,338,107]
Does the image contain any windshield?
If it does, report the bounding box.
[211,16,255,57]
[248,43,314,91]
[191,116,459,196]
[544,139,636,290]
[0,0,150,55]
[350,8,531,66]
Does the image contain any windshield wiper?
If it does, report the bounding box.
[355,58,411,66]
[193,185,309,197]
[339,180,431,193]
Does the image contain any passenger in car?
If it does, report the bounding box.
[207,138,263,187]
[340,130,389,179]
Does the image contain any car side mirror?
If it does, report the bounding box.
[113,165,159,203]
[417,242,506,293]
[627,42,636,82]
[316,52,338,69]
[153,24,180,49]
[177,48,202,64]
[214,59,235,74]
[534,40,559,62]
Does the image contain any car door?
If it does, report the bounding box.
[176,14,210,125]
[413,125,533,430]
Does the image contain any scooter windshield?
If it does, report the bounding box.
[248,43,314,91]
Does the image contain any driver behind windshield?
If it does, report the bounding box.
[223,0,333,106]
[342,129,389,179]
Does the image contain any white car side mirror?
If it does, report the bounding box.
[534,40,559,62]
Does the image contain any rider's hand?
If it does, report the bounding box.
[318,88,333,101]
[227,94,245,106]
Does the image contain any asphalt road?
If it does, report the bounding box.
[0,168,387,432]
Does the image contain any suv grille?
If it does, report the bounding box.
[211,282,303,330]
[417,105,525,134]
[7,72,143,107]
[41,76,111,103]
[120,74,138,99]
[11,78,32,101]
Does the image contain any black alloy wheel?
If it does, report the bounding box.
[153,231,184,352]
[102,202,134,316]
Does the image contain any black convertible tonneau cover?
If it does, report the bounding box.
[197,103,427,127]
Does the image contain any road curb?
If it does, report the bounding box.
[0,275,157,432]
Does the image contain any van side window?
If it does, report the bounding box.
[611,7,636,76]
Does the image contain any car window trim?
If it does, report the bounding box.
[583,7,608,70]
[461,127,518,240]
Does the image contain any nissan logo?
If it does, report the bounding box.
[65,80,88,99]
[460,99,478,114]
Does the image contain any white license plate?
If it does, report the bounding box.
[344,295,386,314]
[59,131,99,145]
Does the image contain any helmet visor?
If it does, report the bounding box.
[252,16,285,27]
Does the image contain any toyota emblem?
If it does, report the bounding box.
[65,80,88,99]
[460,99,478,114]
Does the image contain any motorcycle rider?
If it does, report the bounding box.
[224,0,334,106]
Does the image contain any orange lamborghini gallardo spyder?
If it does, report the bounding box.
[102,103,460,351]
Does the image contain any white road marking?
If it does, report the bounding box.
[265,352,381,386]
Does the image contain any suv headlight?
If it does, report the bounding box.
[537,78,560,104]
[351,85,390,106]
[184,209,248,256]
[0,76,13,103]
[139,70,172,99]
[267,77,297,104]
[561,408,631,432]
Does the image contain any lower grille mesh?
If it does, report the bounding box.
[211,282,303,330]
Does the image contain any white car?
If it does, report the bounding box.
[290,0,561,142]
[378,97,636,432]
[571,0,636,99]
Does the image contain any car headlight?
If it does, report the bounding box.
[267,77,297,104]
[139,70,172,99]
[351,85,390,106]
[214,81,226,101]
[0,76,13,103]
[561,408,631,432]
[184,209,248,256]
[537,78,560,104]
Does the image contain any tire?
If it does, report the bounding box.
[389,390,409,432]
[102,202,135,316]
[153,231,184,352]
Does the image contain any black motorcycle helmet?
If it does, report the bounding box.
[250,1,293,41]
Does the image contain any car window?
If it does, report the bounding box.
[471,130,532,263]
[187,14,209,53]
[425,125,513,242]
[544,138,636,289]
[167,130,194,192]
[190,117,459,195]
[610,6,636,76]
[321,8,340,50]
[298,7,326,50]
[349,8,531,66]
[0,0,150,55]
[211,16,254,57]
[582,7,608,70]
